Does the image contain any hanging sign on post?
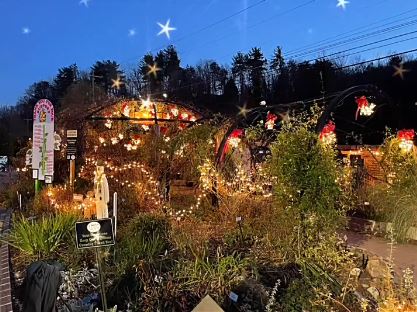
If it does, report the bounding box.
[75,218,115,249]
[75,218,114,311]
[32,99,55,182]
[66,130,77,160]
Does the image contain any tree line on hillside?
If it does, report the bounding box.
[1,45,417,156]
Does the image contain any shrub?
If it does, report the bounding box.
[268,114,345,263]
[109,214,172,308]
[269,126,341,222]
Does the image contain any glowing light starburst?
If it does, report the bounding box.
[79,0,90,7]
[157,19,176,39]
[336,0,349,9]
[393,63,410,80]
[128,29,136,37]
[147,63,161,78]
[237,103,250,118]
[111,76,124,90]
[22,27,31,35]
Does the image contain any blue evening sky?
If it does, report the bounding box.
[1,0,416,106]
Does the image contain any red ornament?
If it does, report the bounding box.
[320,121,336,144]
[398,129,415,141]
[355,96,369,120]
[229,129,244,139]
[221,129,245,161]
[398,129,415,152]
[265,112,278,130]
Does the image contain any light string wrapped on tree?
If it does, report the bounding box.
[355,96,376,120]
[398,129,415,153]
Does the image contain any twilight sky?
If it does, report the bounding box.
[1,0,417,106]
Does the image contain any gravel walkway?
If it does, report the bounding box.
[344,230,417,280]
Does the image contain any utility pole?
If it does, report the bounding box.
[91,73,103,105]
[23,118,32,137]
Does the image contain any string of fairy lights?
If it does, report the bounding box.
[16,93,416,221]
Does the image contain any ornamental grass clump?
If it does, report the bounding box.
[5,213,78,261]
[365,136,417,241]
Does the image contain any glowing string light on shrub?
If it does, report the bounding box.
[398,129,415,153]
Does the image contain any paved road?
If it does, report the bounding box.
[345,231,417,280]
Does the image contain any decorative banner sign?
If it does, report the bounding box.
[75,218,115,249]
[32,99,55,181]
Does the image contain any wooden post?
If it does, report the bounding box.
[95,248,108,312]
[69,159,75,191]
[113,192,117,238]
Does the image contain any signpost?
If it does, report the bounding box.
[32,99,55,191]
[73,193,84,202]
[113,192,117,237]
[75,218,115,311]
[66,130,77,190]
[75,218,115,249]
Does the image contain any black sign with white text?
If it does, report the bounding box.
[66,138,77,160]
[75,218,115,249]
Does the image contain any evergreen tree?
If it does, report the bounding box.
[247,47,267,101]
[91,60,126,96]
[232,52,248,95]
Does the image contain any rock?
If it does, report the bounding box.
[406,226,417,241]
[192,295,224,312]
[366,257,388,279]
[367,286,380,300]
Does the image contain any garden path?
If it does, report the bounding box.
[344,230,417,280]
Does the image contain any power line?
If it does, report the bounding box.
[330,35,417,61]
[126,0,268,61]
[182,3,416,65]
[336,48,417,70]
[288,18,417,58]
[181,0,316,59]
[304,30,417,63]
[285,6,417,55]
[179,4,417,74]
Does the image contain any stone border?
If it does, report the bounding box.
[347,216,417,241]
[0,211,12,312]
